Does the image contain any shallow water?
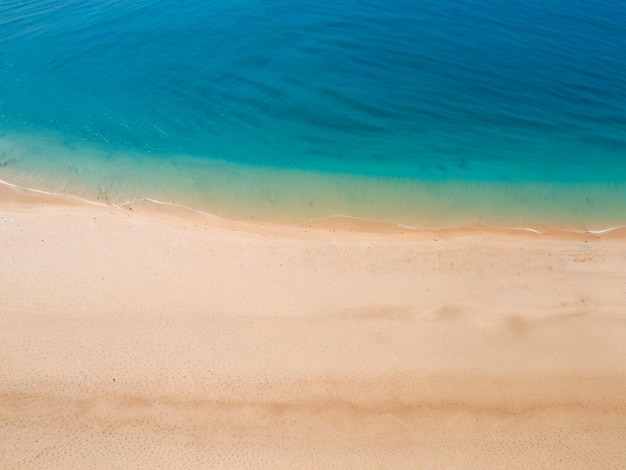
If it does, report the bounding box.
[1,0,625,226]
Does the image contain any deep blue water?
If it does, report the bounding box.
[1,0,625,224]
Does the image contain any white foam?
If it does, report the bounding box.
[586,226,626,234]
[140,197,228,222]
[0,177,110,208]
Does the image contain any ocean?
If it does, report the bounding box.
[1,0,625,227]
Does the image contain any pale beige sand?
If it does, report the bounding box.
[1,181,626,468]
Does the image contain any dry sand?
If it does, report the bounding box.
[1,181,626,468]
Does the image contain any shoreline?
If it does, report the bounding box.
[2,176,626,467]
[2,177,625,240]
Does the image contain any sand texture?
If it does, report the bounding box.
[1,182,626,468]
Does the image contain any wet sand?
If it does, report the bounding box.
[1,181,626,468]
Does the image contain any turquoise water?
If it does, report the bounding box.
[1,0,625,227]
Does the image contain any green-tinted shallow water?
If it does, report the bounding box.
[2,131,624,229]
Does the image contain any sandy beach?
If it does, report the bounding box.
[1,181,626,468]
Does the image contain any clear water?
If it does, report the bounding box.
[1,0,625,227]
